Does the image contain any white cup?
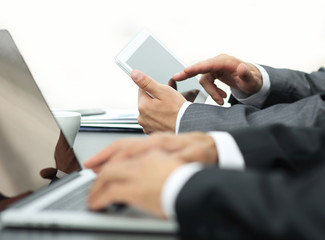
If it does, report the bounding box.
[52,111,81,148]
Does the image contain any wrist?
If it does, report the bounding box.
[161,162,203,218]
[200,133,219,164]
[175,101,192,134]
[231,64,270,108]
[247,63,263,94]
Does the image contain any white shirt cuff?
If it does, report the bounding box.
[161,162,203,218]
[231,63,270,108]
[175,101,192,134]
[161,131,246,218]
[208,131,245,170]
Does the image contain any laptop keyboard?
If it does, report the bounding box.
[44,181,92,211]
[44,181,127,213]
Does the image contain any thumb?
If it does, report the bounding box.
[131,70,162,98]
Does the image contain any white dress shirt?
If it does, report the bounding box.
[162,64,271,218]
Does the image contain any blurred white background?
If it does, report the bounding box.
[0,0,324,110]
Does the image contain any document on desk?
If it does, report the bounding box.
[80,108,143,132]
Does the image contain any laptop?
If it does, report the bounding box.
[0,29,177,233]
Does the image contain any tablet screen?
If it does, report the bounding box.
[126,36,202,94]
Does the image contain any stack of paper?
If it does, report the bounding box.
[80,109,142,132]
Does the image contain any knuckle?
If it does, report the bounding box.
[140,78,151,90]
[199,78,206,84]
[152,134,168,144]
[113,139,124,146]
[217,53,229,58]
[137,116,144,126]
[160,134,171,142]
[138,104,146,114]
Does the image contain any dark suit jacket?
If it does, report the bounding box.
[176,124,325,240]
[179,67,325,132]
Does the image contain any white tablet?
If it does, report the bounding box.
[115,29,208,103]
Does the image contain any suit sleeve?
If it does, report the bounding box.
[179,93,325,132]
[228,124,325,174]
[262,66,325,107]
[175,164,325,240]
[228,66,325,108]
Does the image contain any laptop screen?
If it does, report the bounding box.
[0,30,81,210]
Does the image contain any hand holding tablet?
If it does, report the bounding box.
[115,28,208,103]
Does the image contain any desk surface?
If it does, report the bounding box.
[0,228,178,240]
[0,227,178,240]
[74,131,146,164]
[0,131,178,240]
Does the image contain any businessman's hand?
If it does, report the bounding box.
[131,70,186,134]
[172,54,263,105]
[84,132,218,173]
[88,150,184,218]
